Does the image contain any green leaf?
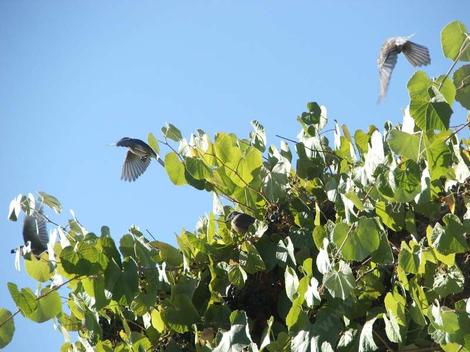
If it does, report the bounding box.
[227,264,247,288]
[8,194,22,221]
[150,240,183,266]
[164,294,200,329]
[60,243,107,276]
[409,93,452,132]
[110,259,139,304]
[24,253,53,282]
[435,75,456,105]
[82,276,109,310]
[151,309,165,333]
[358,317,378,352]
[345,191,364,211]
[214,133,241,167]
[408,71,433,98]
[185,157,212,180]
[323,261,355,300]
[313,225,327,250]
[213,310,253,352]
[424,132,454,181]
[393,160,421,202]
[38,191,62,214]
[235,147,263,186]
[354,130,369,155]
[432,265,465,298]
[371,231,394,265]
[398,241,420,274]
[147,132,160,154]
[164,152,187,186]
[431,215,469,255]
[284,266,299,301]
[239,242,266,274]
[250,120,266,152]
[453,64,470,109]
[384,289,407,326]
[28,288,62,322]
[161,123,183,142]
[383,314,404,344]
[388,130,421,161]
[0,309,14,348]
[375,201,404,231]
[333,218,380,262]
[7,283,37,316]
[441,20,470,61]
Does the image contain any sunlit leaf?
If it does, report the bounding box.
[358,317,378,352]
[28,288,62,323]
[164,152,187,185]
[323,261,355,300]
[441,20,470,61]
[333,218,380,262]
[38,191,62,214]
[162,123,183,142]
[147,132,160,154]
[388,130,421,161]
[24,253,53,282]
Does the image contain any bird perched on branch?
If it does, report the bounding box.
[378,35,431,101]
[11,208,48,256]
[226,211,256,234]
[116,137,164,182]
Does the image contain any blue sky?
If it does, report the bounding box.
[0,1,468,350]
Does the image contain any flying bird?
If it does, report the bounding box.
[378,36,431,100]
[116,137,164,182]
[226,211,256,234]
[11,208,48,256]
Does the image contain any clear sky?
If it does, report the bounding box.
[0,1,468,350]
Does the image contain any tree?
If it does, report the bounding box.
[1,20,470,351]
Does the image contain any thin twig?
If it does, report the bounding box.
[445,120,470,143]
[145,229,157,241]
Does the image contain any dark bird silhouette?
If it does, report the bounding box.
[116,137,164,182]
[378,36,431,100]
[11,208,48,256]
[226,211,256,234]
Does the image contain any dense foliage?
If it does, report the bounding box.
[2,20,470,351]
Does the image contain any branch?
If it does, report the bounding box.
[0,275,82,329]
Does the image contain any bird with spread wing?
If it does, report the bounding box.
[378,35,431,101]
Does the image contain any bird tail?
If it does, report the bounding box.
[403,42,431,67]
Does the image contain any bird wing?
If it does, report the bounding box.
[236,213,256,227]
[402,41,431,67]
[378,43,399,100]
[23,209,48,253]
[121,150,151,182]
